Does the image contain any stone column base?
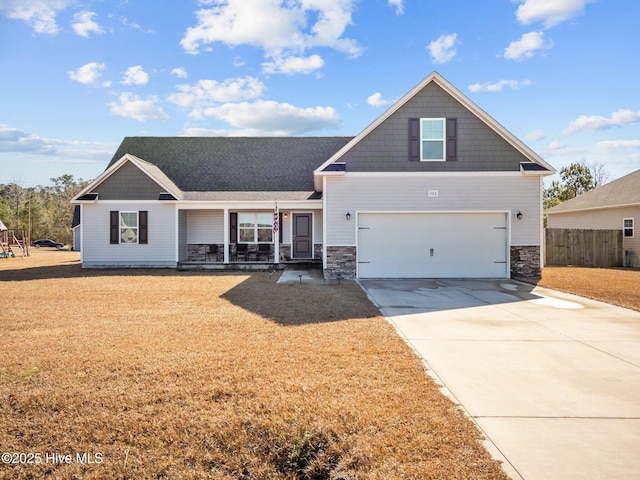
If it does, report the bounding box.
[510,245,541,278]
[325,246,356,279]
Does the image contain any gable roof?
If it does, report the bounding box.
[108,137,353,193]
[546,169,640,214]
[73,153,184,201]
[313,71,554,190]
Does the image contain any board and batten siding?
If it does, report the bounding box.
[325,174,542,246]
[82,202,177,267]
[547,205,640,267]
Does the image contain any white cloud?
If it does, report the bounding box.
[171,67,188,79]
[262,54,324,75]
[120,17,153,33]
[525,130,547,141]
[367,92,391,107]
[428,33,458,64]
[0,0,72,34]
[109,93,169,122]
[0,124,114,161]
[121,65,149,85]
[168,77,264,109]
[504,31,550,60]
[180,127,267,137]
[515,0,590,28]
[72,11,104,38]
[597,140,640,151]
[68,62,107,85]
[468,79,532,92]
[180,0,361,71]
[388,0,404,15]
[549,140,567,150]
[563,109,640,135]
[194,100,340,135]
[0,124,56,154]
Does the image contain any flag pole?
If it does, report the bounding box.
[273,200,280,265]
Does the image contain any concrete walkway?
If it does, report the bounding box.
[277,264,325,284]
[360,278,640,480]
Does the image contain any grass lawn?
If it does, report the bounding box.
[0,251,507,479]
[539,266,640,312]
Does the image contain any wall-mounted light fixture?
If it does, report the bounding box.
[283,212,289,220]
[345,212,351,221]
[515,211,523,220]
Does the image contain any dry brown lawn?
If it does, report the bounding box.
[539,266,640,312]
[0,251,507,480]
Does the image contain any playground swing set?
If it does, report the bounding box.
[0,219,29,258]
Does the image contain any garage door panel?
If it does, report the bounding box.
[357,213,507,278]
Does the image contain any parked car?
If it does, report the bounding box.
[31,239,64,249]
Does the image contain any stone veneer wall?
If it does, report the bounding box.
[325,246,357,279]
[187,244,224,262]
[510,245,541,278]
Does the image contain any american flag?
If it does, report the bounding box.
[273,202,279,233]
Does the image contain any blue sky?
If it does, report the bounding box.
[1,0,639,187]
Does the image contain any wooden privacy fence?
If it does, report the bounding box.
[545,228,623,267]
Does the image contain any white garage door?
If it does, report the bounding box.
[357,212,508,278]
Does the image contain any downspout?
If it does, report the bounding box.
[322,175,327,274]
[223,208,229,264]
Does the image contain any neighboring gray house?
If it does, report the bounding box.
[72,72,554,278]
[546,169,640,267]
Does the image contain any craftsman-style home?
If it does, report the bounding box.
[72,72,554,278]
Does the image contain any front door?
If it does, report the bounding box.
[292,213,312,258]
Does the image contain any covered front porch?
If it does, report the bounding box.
[176,198,323,268]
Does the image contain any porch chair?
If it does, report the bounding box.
[233,243,248,261]
[207,244,221,262]
[257,243,271,261]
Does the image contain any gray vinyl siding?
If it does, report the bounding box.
[341,82,529,172]
[547,206,640,266]
[90,161,165,200]
[178,210,188,262]
[186,210,224,244]
[314,211,323,243]
[82,202,177,267]
[325,174,541,246]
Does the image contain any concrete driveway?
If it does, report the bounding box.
[360,278,640,480]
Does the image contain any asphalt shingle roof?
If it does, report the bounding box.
[109,137,353,192]
[546,169,640,213]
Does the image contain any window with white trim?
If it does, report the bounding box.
[421,118,446,161]
[120,211,138,243]
[238,213,273,243]
[110,210,148,245]
[623,218,634,238]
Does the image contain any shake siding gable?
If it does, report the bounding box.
[340,83,529,172]
[89,161,166,200]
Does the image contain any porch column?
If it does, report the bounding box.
[223,207,229,264]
